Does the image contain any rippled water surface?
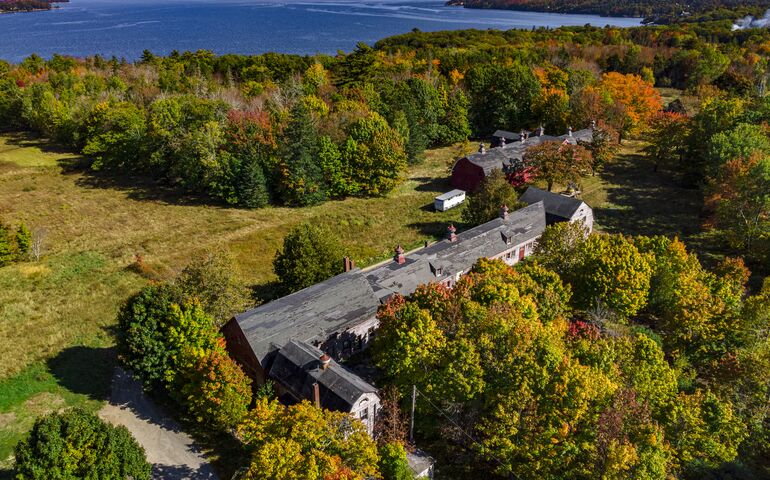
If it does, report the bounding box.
[0,0,643,61]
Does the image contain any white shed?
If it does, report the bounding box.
[434,189,466,212]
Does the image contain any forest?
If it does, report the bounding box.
[1,17,770,480]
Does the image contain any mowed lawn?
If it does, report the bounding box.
[0,128,725,471]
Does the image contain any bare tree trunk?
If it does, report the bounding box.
[31,227,47,262]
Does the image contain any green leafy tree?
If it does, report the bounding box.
[666,391,747,475]
[15,222,31,260]
[464,62,540,137]
[462,170,521,226]
[273,223,345,295]
[117,287,219,389]
[707,154,770,259]
[524,140,593,192]
[177,339,253,429]
[378,442,414,480]
[238,399,380,479]
[532,220,589,277]
[14,408,151,480]
[82,101,147,171]
[704,123,770,177]
[175,248,252,325]
[0,222,16,266]
[571,233,653,319]
[343,112,408,196]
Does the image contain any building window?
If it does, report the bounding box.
[360,408,369,421]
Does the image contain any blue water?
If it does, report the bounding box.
[0,0,642,62]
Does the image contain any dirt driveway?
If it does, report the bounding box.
[99,368,220,480]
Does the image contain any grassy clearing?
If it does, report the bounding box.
[0,133,463,467]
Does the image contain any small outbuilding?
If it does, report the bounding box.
[434,189,466,211]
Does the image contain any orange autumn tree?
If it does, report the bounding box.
[532,65,570,133]
[597,72,662,137]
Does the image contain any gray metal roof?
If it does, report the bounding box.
[519,186,586,220]
[366,201,546,299]
[234,202,547,365]
[463,128,593,175]
[234,271,380,366]
[435,189,466,201]
[269,340,377,412]
[492,130,519,140]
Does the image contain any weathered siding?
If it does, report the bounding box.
[351,392,381,435]
[451,158,485,192]
[319,316,379,361]
[221,318,267,384]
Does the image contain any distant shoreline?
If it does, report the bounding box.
[0,0,67,15]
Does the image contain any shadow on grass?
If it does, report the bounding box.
[4,131,230,208]
[595,153,703,239]
[45,346,115,402]
[412,176,452,193]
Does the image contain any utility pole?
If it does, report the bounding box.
[410,384,416,443]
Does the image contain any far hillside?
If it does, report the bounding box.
[459,0,770,23]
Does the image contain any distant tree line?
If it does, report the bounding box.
[1,21,768,209]
[460,0,770,24]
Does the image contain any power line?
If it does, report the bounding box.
[412,385,523,480]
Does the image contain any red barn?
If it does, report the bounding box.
[451,127,594,192]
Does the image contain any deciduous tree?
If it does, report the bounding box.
[14,408,151,480]
[524,140,593,191]
[238,399,380,480]
[461,170,521,226]
[273,223,345,295]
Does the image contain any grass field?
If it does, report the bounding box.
[0,126,733,472]
[0,132,464,468]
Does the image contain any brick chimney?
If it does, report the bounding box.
[394,245,406,264]
[500,204,509,220]
[343,256,355,272]
[520,130,526,142]
[447,224,457,242]
[538,125,545,137]
[499,136,506,147]
[567,126,573,137]
[478,142,486,154]
[312,382,321,408]
[319,353,331,370]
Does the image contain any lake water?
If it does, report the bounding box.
[0,0,642,62]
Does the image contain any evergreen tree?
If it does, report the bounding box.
[237,156,270,208]
[16,222,31,260]
[277,103,326,206]
[0,222,15,266]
